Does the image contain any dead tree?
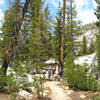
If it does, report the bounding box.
[1,0,31,76]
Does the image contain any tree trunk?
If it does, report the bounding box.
[59,0,66,76]
[1,0,31,76]
[58,60,61,75]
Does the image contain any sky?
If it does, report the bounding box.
[0,0,98,25]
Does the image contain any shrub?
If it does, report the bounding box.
[64,59,98,91]
[32,76,44,99]
[10,92,17,100]
[0,73,7,92]
[0,61,33,93]
[90,94,100,100]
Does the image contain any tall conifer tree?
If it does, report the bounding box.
[1,0,31,75]
[95,0,100,77]
[59,0,66,76]
[65,0,82,60]
[28,0,52,72]
[81,35,88,55]
[54,3,63,74]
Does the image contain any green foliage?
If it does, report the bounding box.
[0,0,47,99]
[96,33,100,69]
[0,72,7,92]
[0,60,32,93]
[90,94,100,100]
[27,0,53,72]
[65,0,83,59]
[53,3,62,61]
[0,60,44,99]
[0,0,21,60]
[10,92,17,100]
[95,0,100,78]
[33,76,44,98]
[89,38,95,54]
[64,59,98,91]
[80,35,88,55]
[95,0,100,27]
[0,0,50,95]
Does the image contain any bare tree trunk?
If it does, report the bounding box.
[59,0,66,76]
[1,0,31,76]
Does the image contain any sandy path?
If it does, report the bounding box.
[44,81,71,100]
[0,94,10,100]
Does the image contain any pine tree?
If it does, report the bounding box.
[54,3,63,74]
[0,0,22,58]
[95,0,100,27]
[96,34,100,69]
[1,0,31,75]
[81,35,88,55]
[95,0,100,77]
[59,0,66,76]
[65,0,82,60]
[89,38,95,54]
[28,0,52,72]
[0,0,20,60]
[0,0,22,72]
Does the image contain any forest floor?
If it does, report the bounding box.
[44,81,71,100]
[43,80,98,100]
[0,79,99,100]
[0,93,10,100]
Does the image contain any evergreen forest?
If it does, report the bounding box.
[0,0,100,100]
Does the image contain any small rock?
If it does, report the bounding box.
[60,78,63,82]
[43,90,50,96]
[80,94,86,99]
[29,87,36,92]
[66,90,73,95]
[64,87,69,90]
[56,82,61,85]
[23,87,33,93]
[17,90,33,100]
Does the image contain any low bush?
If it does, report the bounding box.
[33,76,44,99]
[0,74,7,92]
[64,59,98,91]
[0,61,32,93]
[90,94,100,100]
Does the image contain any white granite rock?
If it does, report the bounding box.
[64,87,69,90]
[80,94,86,99]
[66,90,73,95]
[17,90,33,100]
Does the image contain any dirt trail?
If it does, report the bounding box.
[0,94,10,100]
[44,81,71,100]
